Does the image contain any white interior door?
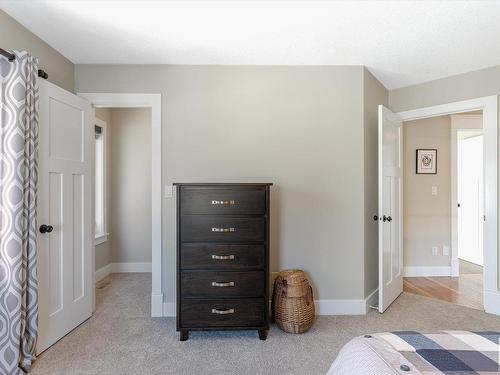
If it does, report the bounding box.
[37,80,93,353]
[458,135,484,266]
[378,105,403,313]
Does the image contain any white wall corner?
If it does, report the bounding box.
[163,302,176,317]
[403,266,451,277]
[95,263,112,282]
[111,262,152,273]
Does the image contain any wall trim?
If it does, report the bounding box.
[163,290,379,318]
[163,302,176,317]
[403,266,451,277]
[483,290,500,314]
[78,92,163,318]
[95,262,152,282]
[95,264,112,282]
[112,262,152,273]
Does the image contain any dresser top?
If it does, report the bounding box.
[173,183,273,186]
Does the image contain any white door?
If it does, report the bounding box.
[458,135,484,266]
[37,80,93,353]
[378,105,403,313]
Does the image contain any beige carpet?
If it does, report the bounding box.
[31,273,500,375]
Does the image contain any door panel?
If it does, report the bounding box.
[378,105,403,313]
[37,80,92,354]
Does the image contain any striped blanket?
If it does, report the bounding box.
[328,331,500,374]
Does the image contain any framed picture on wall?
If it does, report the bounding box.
[416,149,437,174]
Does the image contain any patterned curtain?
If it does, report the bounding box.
[0,51,39,374]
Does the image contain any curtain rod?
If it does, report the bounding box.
[0,48,15,61]
[0,48,49,79]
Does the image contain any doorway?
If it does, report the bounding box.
[378,96,499,315]
[402,112,484,310]
[92,106,153,314]
[78,93,163,317]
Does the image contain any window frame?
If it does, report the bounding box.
[94,117,108,245]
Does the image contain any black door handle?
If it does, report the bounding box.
[39,224,53,234]
[382,215,392,223]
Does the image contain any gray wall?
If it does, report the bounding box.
[389,65,500,289]
[0,10,74,92]
[403,116,451,268]
[75,65,371,302]
[109,108,152,264]
[94,108,113,271]
[363,68,388,297]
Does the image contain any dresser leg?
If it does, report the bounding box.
[180,330,189,341]
[258,329,268,341]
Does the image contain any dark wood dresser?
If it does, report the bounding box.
[175,183,272,341]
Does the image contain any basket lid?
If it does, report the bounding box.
[277,269,308,285]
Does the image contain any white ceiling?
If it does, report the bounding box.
[2,1,500,89]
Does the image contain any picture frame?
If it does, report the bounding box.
[416,149,437,174]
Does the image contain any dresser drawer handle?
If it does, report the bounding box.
[211,254,235,260]
[211,200,236,205]
[211,281,235,287]
[211,227,235,233]
[211,308,235,315]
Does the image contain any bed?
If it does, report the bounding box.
[327,331,500,374]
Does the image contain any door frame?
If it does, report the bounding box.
[450,114,484,276]
[396,95,499,315]
[77,92,163,317]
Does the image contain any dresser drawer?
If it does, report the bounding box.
[180,271,265,298]
[181,216,266,243]
[180,188,266,215]
[180,244,265,270]
[180,298,266,328]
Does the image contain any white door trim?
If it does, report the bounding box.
[77,93,163,317]
[397,95,498,315]
[450,114,483,276]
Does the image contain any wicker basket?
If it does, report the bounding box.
[272,269,315,334]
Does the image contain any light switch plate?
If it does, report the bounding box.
[164,184,173,198]
[432,246,438,256]
[432,186,438,196]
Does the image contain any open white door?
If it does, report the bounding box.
[378,105,403,313]
[37,80,93,353]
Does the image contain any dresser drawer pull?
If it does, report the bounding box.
[211,254,235,260]
[211,308,235,315]
[211,281,235,287]
[211,200,236,205]
[211,227,235,233]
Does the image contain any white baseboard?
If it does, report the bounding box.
[95,264,112,282]
[162,291,379,317]
[151,293,164,317]
[403,266,451,277]
[163,302,176,317]
[95,262,152,282]
[112,262,152,273]
[484,290,500,315]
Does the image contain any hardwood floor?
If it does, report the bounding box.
[403,260,483,310]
